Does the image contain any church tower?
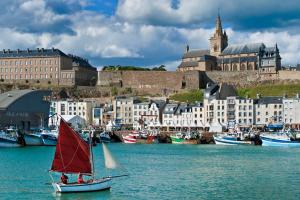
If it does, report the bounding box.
[209,14,228,57]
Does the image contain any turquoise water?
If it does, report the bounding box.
[1,144,300,200]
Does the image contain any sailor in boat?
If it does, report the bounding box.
[60,173,68,184]
[77,173,85,184]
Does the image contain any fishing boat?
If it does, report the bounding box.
[23,133,43,146]
[100,131,111,143]
[260,133,300,147]
[41,132,57,146]
[122,134,137,144]
[170,132,199,144]
[49,119,124,193]
[213,134,253,145]
[0,127,25,147]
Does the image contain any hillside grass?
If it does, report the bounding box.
[169,89,203,103]
[237,83,300,98]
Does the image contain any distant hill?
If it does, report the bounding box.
[102,65,166,71]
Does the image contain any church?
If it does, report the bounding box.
[177,15,282,74]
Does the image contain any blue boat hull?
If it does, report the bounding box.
[24,134,43,146]
[41,134,57,146]
[261,136,300,147]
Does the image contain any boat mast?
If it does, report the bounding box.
[89,128,95,180]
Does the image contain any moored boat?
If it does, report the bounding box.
[170,132,199,144]
[213,134,252,145]
[260,134,300,147]
[100,131,111,143]
[23,133,43,146]
[122,134,137,144]
[0,127,25,147]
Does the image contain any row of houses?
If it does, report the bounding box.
[47,84,300,130]
[110,85,300,130]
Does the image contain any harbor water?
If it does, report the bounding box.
[1,144,300,200]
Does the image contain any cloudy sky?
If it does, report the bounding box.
[1,0,300,70]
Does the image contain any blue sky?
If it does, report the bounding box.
[0,0,300,70]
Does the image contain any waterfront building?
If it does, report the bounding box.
[113,96,140,127]
[133,100,166,130]
[177,15,281,73]
[162,103,179,130]
[0,89,51,130]
[191,103,205,129]
[226,96,254,128]
[92,107,103,126]
[49,99,98,127]
[0,48,97,86]
[254,96,283,126]
[133,102,149,130]
[283,95,300,129]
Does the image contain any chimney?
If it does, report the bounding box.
[41,48,44,52]
[27,48,30,53]
[8,49,10,53]
[37,48,40,52]
[185,44,189,53]
[17,49,20,53]
[256,93,261,99]
[3,49,5,53]
[52,47,55,52]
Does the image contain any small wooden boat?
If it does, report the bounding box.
[0,128,25,147]
[49,119,124,193]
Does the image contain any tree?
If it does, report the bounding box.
[111,86,118,96]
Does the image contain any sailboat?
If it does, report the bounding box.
[49,119,113,193]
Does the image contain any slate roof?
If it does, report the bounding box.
[163,103,179,114]
[218,56,257,64]
[178,61,198,68]
[222,43,265,55]
[255,96,283,105]
[182,49,210,59]
[0,89,51,109]
[0,48,67,58]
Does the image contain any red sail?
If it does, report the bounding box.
[50,119,92,174]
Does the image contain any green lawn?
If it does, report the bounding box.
[169,89,203,103]
[237,84,300,98]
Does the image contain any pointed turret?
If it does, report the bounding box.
[215,14,222,34]
[209,14,228,57]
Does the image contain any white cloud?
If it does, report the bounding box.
[0,1,299,70]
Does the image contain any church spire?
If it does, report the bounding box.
[215,13,222,34]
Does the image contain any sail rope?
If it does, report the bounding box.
[58,141,81,172]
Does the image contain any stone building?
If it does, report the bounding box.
[0,48,97,86]
[177,15,281,73]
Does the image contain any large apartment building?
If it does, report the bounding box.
[49,99,99,126]
[0,48,97,86]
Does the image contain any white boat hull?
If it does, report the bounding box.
[52,178,111,193]
[122,136,136,144]
[24,134,43,146]
[214,136,252,145]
